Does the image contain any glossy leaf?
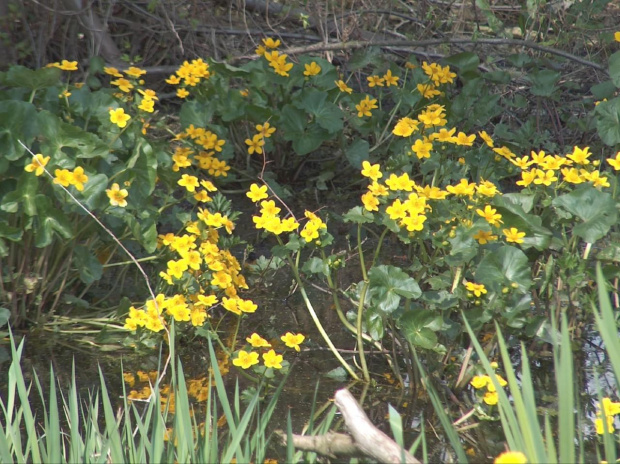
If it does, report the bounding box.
[476,245,532,292]
[368,265,421,314]
[73,245,103,284]
[552,184,617,243]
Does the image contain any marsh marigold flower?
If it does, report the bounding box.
[247,183,269,202]
[355,95,378,118]
[281,332,305,351]
[361,161,382,181]
[24,154,50,176]
[335,79,353,94]
[109,108,131,128]
[494,451,527,464]
[303,62,321,76]
[233,351,259,369]
[106,183,129,207]
[263,349,283,369]
[503,227,525,244]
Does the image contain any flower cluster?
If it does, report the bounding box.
[355,95,379,118]
[595,397,620,434]
[173,124,229,181]
[511,147,610,189]
[24,154,90,192]
[470,364,508,406]
[264,50,294,77]
[164,58,211,98]
[232,332,305,370]
[46,60,78,71]
[245,121,276,155]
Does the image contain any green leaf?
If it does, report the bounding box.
[365,310,385,340]
[0,307,9,328]
[446,226,477,265]
[18,171,40,217]
[345,139,369,169]
[444,52,480,74]
[179,100,215,128]
[609,51,620,88]
[0,221,23,241]
[476,245,532,292]
[595,97,620,146]
[343,206,374,224]
[368,265,421,314]
[3,65,61,90]
[493,194,552,250]
[528,69,560,97]
[401,324,438,349]
[37,110,108,159]
[0,100,38,160]
[295,89,343,134]
[302,257,329,276]
[81,173,109,210]
[34,196,74,247]
[73,245,103,284]
[552,184,617,243]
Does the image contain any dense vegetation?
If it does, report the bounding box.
[2,1,620,462]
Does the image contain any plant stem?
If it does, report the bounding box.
[281,241,360,380]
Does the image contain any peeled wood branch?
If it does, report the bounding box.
[278,388,421,464]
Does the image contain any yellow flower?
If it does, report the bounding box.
[263,37,281,49]
[281,332,305,351]
[178,174,199,192]
[465,281,487,297]
[355,95,378,118]
[483,391,499,405]
[411,138,433,159]
[109,108,131,128]
[71,166,89,191]
[503,227,525,244]
[24,154,50,176]
[166,74,181,85]
[367,75,384,87]
[470,375,490,389]
[256,122,276,138]
[106,183,129,207]
[53,169,72,187]
[472,229,498,244]
[247,333,271,348]
[455,132,476,146]
[125,66,146,78]
[606,152,620,170]
[111,78,134,92]
[494,451,527,464]
[335,79,353,94]
[104,66,123,77]
[138,98,155,113]
[57,60,78,71]
[478,130,494,147]
[176,88,189,98]
[361,192,379,211]
[516,170,537,187]
[245,134,265,155]
[263,349,283,369]
[361,161,382,181]
[566,146,591,165]
[247,183,269,202]
[392,117,419,137]
[383,69,399,86]
[533,169,558,186]
[476,205,502,226]
[233,350,259,369]
[303,62,321,76]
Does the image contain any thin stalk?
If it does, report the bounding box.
[280,240,360,380]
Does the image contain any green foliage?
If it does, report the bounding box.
[0,330,288,463]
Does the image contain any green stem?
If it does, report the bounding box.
[356,280,371,383]
[281,241,360,381]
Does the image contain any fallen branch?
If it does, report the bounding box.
[277,388,421,464]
